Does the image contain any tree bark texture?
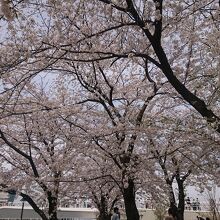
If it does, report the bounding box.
[97,195,112,220]
[176,179,185,220]
[48,193,58,220]
[123,179,140,220]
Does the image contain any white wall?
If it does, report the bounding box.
[0,206,213,220]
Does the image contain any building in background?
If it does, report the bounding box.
[0,192,8,206]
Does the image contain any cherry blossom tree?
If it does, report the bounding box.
[1,0,218,132]
[63,137,123,220]
[148,110,220,220]
[81,172,122,220]
[0,2,220,220]
[56,62,162,220]
[0,81,88,220]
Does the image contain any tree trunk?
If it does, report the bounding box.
[123,179,139,220]
[167,184,178,219]
[48,193,58,220]
[97,195,111,220]
[176,180,185,220]
[97,213,111,220]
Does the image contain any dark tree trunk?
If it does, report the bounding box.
[167,179,186,220]
[170,204,178,220]
[97,212,111,220]
[167,184,178,219]
[97,195,111,220]
[48,193,58,220]
[123,179,139,220]
[176,179,185,220]
[168,183,176,208]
